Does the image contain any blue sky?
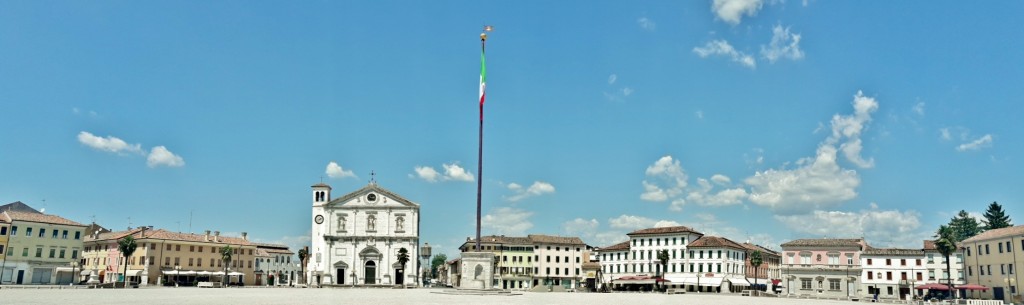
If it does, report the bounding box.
[2,1,1022,259]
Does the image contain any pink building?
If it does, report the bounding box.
[780,238,867,299]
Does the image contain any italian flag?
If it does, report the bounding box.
[479,48,487,109]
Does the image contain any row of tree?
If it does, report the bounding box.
[933,201,1014,294]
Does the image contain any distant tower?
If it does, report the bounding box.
[312,182,332,204]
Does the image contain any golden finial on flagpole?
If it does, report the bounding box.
[481,25,493,41]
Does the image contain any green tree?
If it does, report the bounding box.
[220,245,233,286]
[750,250,763,292]
[117,235,137,288]
[397,248,410,286]
[297,247,308,285]
[934,225,958,293]
[982,202,1012,230]
[430,253,448,278]
[948,210,982,242]
[657,250,670,292]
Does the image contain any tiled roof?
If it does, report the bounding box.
[863,247,924,256]
[86,228,254,246]
[962,225,1024,243]
[923,240,937,250]
[688,236,746,250]
[527,234,586,245]
[3,210,84,226]
[256,249,271,257]
[627,226,702,236]
[596,241,630,252]
[1,201,42,214]
[742,242,780,256]
[780,238,865,248]
[464,235,534,245]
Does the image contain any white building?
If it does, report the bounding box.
[528,235,587,290]
[308,182,420,287]
[686,236,750,293]
[922,240,964,288]
[860,248,925,300]
[253,243,296,286]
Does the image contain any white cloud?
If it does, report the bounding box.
[563,218,599,238]
[640,156,688,202]
[712,0,764,25]
[745,91,879,214]
[693,39,757,69]
[775,206,924,248]
[710,174,731,185]
[956,134,994,152]
[506,181,556,202]
[637,17,656,31]
[325,161,356,179]
[761,25,804,63]
[77,131,143,155]
[146,146,185,168]
[669,199,687,212]
[608,214,680,230]
[411,166,441,182]
[622,87,634,96]
[696,110,705,119]
[913,102,925,116]
[482,207,534,236]
[608,74,617,85]
[442,163,475,182]
[411,162,475,183]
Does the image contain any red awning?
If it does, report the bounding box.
[771,279,781,285]
[956,284,989,291]
[915,283,950,290]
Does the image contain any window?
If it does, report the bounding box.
[847,254,854,265]
[867,258,873,265]
[916,259,922,266]
[930,270,936,279]
[190,245,195,252]
[546,267,550,275]
[1010,264,1015,274]
[72,250,78,259]
[49,248,56,258]
[867,272,873,280]
[150,256,155,266]
[0,245,4,254]
[59,249,65,258]
[39,228,45,238]
[886,272,892,280]
[0,226,5,235]
[968,266,973,276]
[176,245,180,251]
[10,226,16,235]
[23,248,28,257]
[800,253,811,265]
[885,259,891,266]
[74,231,81,239]
[26,227,32,236]
[1007,241,1012,252]
[801,278,812,290]
[174,257,180,266]
[1000,243,1004,253]
[35,247,43,257]
[52,230,58,239]
[985,244,990,254]
[62,230,68,239]
[829,279,841,291]
[1001,264,1006,275]
[828,254,839,265]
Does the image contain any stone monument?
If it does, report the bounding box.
[458,252,494,290]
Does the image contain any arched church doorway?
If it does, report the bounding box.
[364,261,376,285]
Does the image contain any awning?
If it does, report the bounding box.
[956,284,989,291]
[228,272,244,276]
[196,271,213,276]
[698,277,723,287]
[55,267,75,273]
[80,270,94,276]
[728,278,751,286]
[665,276,690,285]
[162,270,179,275]
[179,271,196,276]
[126,270,143,276]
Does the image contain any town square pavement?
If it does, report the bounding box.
[2,287,866,305]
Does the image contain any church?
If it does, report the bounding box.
[308,181,421,286]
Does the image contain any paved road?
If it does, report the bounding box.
[1,287,863,305]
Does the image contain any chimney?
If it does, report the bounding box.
[205,230,211,242]
[241,232,248,241]
[214,231,220,242]
[140,226,146,238]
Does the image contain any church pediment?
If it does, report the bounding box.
[326,183,420,209]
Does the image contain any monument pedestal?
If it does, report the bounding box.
[458,252,494,290]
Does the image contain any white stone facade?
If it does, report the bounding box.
[309,182,420,287]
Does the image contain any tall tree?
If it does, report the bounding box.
[297,247,308,285]
[934,225,958,294]
[982,202,1012,230]
[397,248,410,286]
[948,210,982,242]
[657,250,669,292]
[750,250,763,292]
[430,253,448,278]
[117,235,137,288]
[220,245,233,286]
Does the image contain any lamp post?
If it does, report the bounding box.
[697,272,701,293]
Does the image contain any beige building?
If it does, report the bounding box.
[83,227,257,286]
[961,225,1023,303]
[459,235,535,289]
[0,207,86,285]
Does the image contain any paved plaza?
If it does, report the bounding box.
[2,287,866,305]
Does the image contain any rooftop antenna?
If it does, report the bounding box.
[370,170,376,184]
[127,216,132,229]
[189,210,193,234]
[90,214,96,224]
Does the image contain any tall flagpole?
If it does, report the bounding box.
[476,25,491,252]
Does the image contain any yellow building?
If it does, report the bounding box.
[961,225,1023,303]
[83,227,257,286]
[0,208,87,285]
[460,235,536,290]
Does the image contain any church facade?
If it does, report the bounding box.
[308,182,420,286]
